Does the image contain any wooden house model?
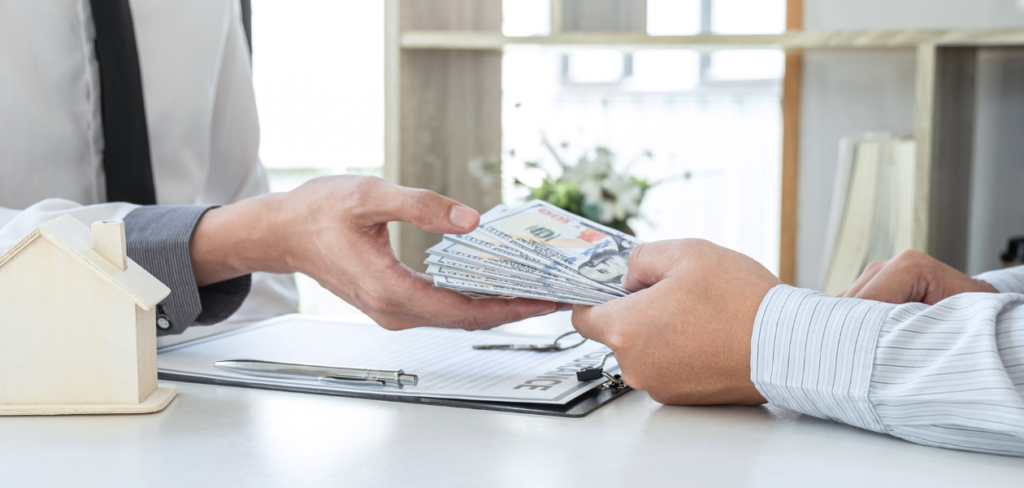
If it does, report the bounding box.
[0,215,177,415]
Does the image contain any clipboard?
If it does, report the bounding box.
[157,315,632,418]
[158,369,632,418]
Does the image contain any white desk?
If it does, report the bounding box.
[3,315,1024,487]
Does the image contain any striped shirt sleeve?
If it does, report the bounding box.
[752,284,1024,456]
[124,205,251,336]
[975,265,1024,295]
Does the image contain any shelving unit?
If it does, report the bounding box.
[385,0,1024,278]
[399,30,1024,51]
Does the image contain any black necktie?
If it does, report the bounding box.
[89,0,157,205]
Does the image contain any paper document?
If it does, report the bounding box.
[158,315,618,405]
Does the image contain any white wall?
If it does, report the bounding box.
[805,0,1024,30]
[796,0,1024,288]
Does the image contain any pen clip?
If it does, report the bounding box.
[318,376,386,389]
[473,343,562,351]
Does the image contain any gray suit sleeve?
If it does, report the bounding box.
[124,205,251,336]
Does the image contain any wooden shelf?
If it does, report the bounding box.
[387,0,1024,277]
[401,30,1024,51]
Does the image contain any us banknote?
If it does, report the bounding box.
[431,275,602,306]
[427,265,604,305]
[442,228,619,295]
[425,253,616,302]
[477,201,641,294]
[426,200,642,305]
[425,241,619,301]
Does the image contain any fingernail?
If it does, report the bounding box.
[532,302,559,317]
[449,205,477,229]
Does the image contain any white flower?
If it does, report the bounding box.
[601,173,632,197]
[610,185,642,220]
[579,179,603,206]
[599,200,616,222]
[562,147,613,184]
[537,142,652,225]
[601,173,642,221]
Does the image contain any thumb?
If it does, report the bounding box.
[621,242,675,292]
[373,183,480,234]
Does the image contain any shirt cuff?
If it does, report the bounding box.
[751,285,895,433]
[974,266,1024,295]
[124,205,251,336]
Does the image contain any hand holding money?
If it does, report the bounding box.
[196,175,559,331]
[426,200,643,305]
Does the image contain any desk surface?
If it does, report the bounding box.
[4,316,1024,487]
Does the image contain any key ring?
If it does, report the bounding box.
[473,332,627,389]
[575,351,627,389]
[472,331,588,352]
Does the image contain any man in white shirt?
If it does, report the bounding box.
[1,0,558,335]
[571,239,1024,456]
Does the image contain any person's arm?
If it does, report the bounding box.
[754,285,1024,456]
[124,205,250,336]
[839,249,997,304]
[6,176,562,338]
[571,239,1024,457]
[187,175,560,332]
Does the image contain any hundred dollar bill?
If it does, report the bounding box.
[427,204,614,297]
[425,254,614,303]
[443,228,626,296]
[477,200,641,294]
[432,274,602,306]
[427,265,605,305]
[425,241,619,301]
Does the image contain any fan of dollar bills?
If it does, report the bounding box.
[425,200,643,305]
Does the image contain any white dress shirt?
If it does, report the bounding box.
[0,0,297,328]
[752,265,1024,456]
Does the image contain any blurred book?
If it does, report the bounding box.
[820,134,916,296]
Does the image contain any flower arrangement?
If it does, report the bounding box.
[514,141,655,235]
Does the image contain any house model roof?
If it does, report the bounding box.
[0,215,171,310]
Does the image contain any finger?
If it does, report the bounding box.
[853,264,920,304]
[570,295,635,348]
[621,242,674,292]
[570,304,602,342]
[454,290,500,299]
[841,260,887,298]
[853,250,950,304]
[378,291,559,332]
[363,180,479,233]
[408,272,558,330]
[448,296,560,330]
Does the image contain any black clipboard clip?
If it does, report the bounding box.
[575,351,627,390]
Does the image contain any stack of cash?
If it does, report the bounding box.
[425,200,642,305]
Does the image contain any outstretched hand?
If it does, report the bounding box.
[571,239,779,405]
[191,175,559,331]
[840,249,997,305]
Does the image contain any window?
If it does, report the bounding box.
[501,0,786,273]
[252,0,384,191]
[252,0,384,314]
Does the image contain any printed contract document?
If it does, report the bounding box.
[158,315,619,405]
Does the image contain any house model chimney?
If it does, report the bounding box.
[92,220,128,271]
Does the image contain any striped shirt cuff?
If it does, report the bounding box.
[124,205,251,336]
[751,285,894,433]
[974,266,1024,295]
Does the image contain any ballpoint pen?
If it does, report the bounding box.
[214,359,418,389]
